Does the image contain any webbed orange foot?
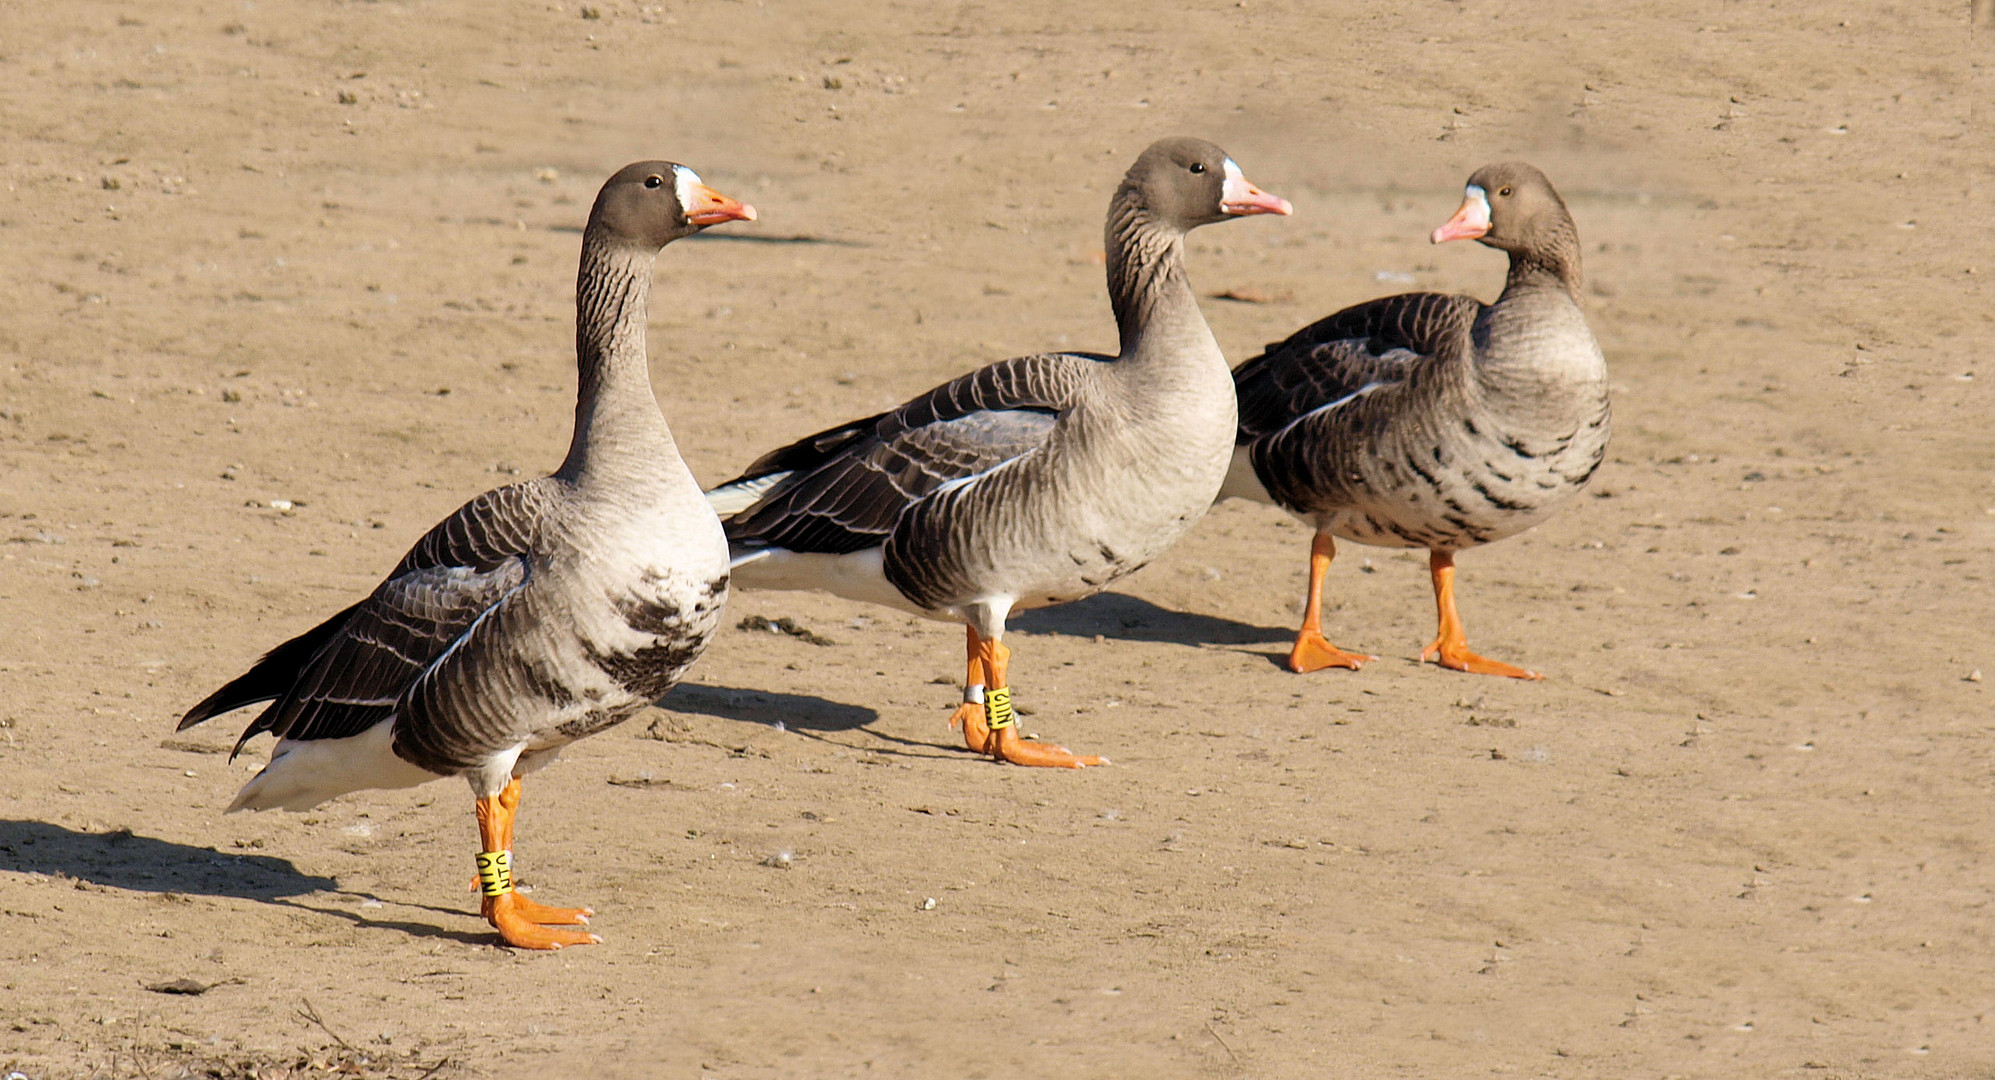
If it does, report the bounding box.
[986,725,1104,769]
[508,892,593,926]
[483,892,601,950]
[1420,550,1542,680]
[1421,637,1541,680]
[1287,629,1372,673]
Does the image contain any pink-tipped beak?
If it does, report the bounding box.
[1221,174,1293,217]
[1431,187,1490,244]
[688,184,757,226]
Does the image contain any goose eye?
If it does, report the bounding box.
[1497,185,1513,197]
[644,174,664,189]
[1188,162,1206,175]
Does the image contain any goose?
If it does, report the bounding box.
[177,161,755,949]
[706,137,1290,767]
[1222,162,1608,679]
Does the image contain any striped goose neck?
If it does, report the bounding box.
[1104,188,1197,357]
[560,231,672,477]
[1502,220,1583,303]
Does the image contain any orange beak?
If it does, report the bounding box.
[688,184,757,227]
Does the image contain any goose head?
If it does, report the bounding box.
[1430,161,1573,256]
[589,161,757,249]
[1122,137,1292,231]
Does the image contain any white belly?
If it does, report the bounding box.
[729,546,930,618]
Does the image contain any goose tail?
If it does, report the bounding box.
[177,603,361,731]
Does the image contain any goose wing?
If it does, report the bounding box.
[179,483,551,760]
[1234,292,1480,440]
[713,352,1101,555]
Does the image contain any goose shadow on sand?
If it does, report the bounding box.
[1008,591,1292,649]
[0,819,334,901]
[654,685,963,761]
[656,684,877,733]
[0,822,504,946]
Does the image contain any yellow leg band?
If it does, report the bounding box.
[985,686,1014,730]
[476,850,513,897]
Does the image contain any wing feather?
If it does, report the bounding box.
[180,483,552,760]
[1234,292,1480,441]
[716,353,1100,554]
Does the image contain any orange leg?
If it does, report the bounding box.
[475,782,600,950]
[947,625,994,754]
[463,778,592,927]
[1286,532,1373,673]
[1419,550,1541,680]
[976,637,1104,768]
[491,777,594,926]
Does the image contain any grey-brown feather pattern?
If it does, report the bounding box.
[179,160,740,808]
[1235,264,1608,553]
[1235,292,1479,443]
[203,483,551,763]
[720,352,1100,556]
[716,138,1273,642]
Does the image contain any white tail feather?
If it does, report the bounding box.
[227,720,440,812]
[704,472,791,517]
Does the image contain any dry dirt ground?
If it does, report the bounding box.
[3,1,1992,1077]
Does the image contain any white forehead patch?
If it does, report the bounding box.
[1458,184,1492,228]
[673,165,702,210]
[1223,158,1243,183]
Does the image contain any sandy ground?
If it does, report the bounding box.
[2,1,1992,1076]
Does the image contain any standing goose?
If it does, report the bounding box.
[707,137,1290,767]
[178,162,755,949]
[1223,162,1608,679]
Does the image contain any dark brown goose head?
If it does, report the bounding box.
[1120,137,1292,231]
[1431,162,1581,296]
[588,160,757,250]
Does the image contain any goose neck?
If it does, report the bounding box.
[560,232,673,478]
[1104,192,1203,358]
[1503,232,1583,303]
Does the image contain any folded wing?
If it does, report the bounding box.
[178,484,551,762]
[714,352,1102,555]
[1234,292,1480,441]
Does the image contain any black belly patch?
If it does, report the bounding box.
[618,595,682,636]
[587,635,708,702]
[592,579,725,701]
[614,575,726,636]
